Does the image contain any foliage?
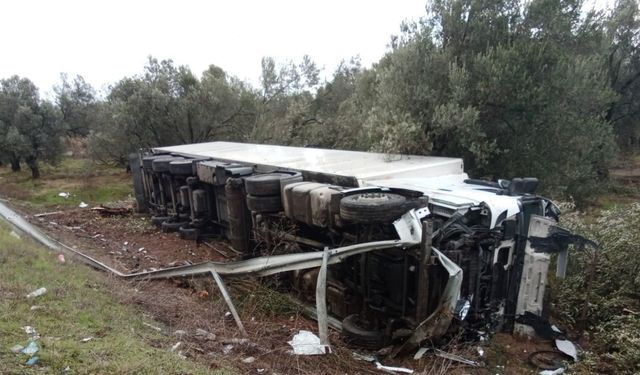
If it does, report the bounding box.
[0,76,64,178]
[606,0,640,151]
[554,203,640,373]
[54,73,97,137]
[89,57,257,165]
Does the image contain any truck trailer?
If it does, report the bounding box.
[130,141,575,351]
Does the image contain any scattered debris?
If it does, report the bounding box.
[539,368,565,375]
[171,342,182,352]
[58,192,70,198]
[79,202,88,208]
[413,347,429,360]
[80,337,93,343]
[10,344,24,353]
[222,344,234,354]
[21,341,39,355]
[477,346,485,357]
[91,205,131,217]
[434,349,481,367]
[29,305,44,311]
[196,290,209,299]
[58,254,66,263]
[26,287,47,298]
[555,339,578,362]
[22,326,37,336]
[352,352,414,373]
[528,350,572,370]
[242,356,256,364]
[375,361,414,374]
[142,322,162,332]
[33,211,63,218]
[173,330,187,338]
[61,366,71,373]
[288,330,327,355]
[25,355,39,366]
[10,230,20,239]
[22,326,39,340]
[195,328,216,341]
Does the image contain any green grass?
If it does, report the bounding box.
[0,158,133,209]
[0,222,233,374]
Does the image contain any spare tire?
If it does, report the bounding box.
[341,314,388,349]
[340,193,407,223]
[245,172,301,196]
[246,194,282,213]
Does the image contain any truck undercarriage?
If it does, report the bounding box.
[129,141,578,352]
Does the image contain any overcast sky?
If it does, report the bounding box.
[0,0,613,97]
[0,0,427,96]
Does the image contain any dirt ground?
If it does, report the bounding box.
[0,199,563,375]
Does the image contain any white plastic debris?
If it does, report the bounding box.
[287,330,327,355]
[10,344,24,353]
[540,368,565,375]
[58,192,70,198]
[551,325,563,334]
[413,347,429,360]
[477,346,485,357]
[58,254,66,263]
[78,202,88,208]
[555,339,578,361]
[143,322,162,332]
[9,230,20,239]
[195,328,216,341]
[21,341,39,355]
[80,337,93,343]
[26,287,47,298]
[171,342,182,352]
[222,344,234,354]
[22,325,39,339]
[374,361,414,374]
[242,356,256,363]
[29,305,44,311]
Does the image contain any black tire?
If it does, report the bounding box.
[246,194,282,213]
[245,172,302,196]
[179,227,199,240]
[151,215,171,226]
[169,160,194,176]
[341,314,387,349]
[340,193,407,223]
[161,221,188,233]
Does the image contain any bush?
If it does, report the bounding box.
[554,203,640,373]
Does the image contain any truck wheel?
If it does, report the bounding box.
[179,227,199,240]
[246,194,282,213]
[245,172,302,196]
[340,193,407,223]
[161,221,188,233]
[151,215,171,226]
[341,314,387,349]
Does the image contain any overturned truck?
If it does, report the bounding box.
[130,141,574,351]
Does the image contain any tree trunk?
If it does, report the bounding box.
[10,156,21,172]
[25,156,40,179]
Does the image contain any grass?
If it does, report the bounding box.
[0,222,234,374]
[0,158,133,209]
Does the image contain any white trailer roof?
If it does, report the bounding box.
[154,141,465,185]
